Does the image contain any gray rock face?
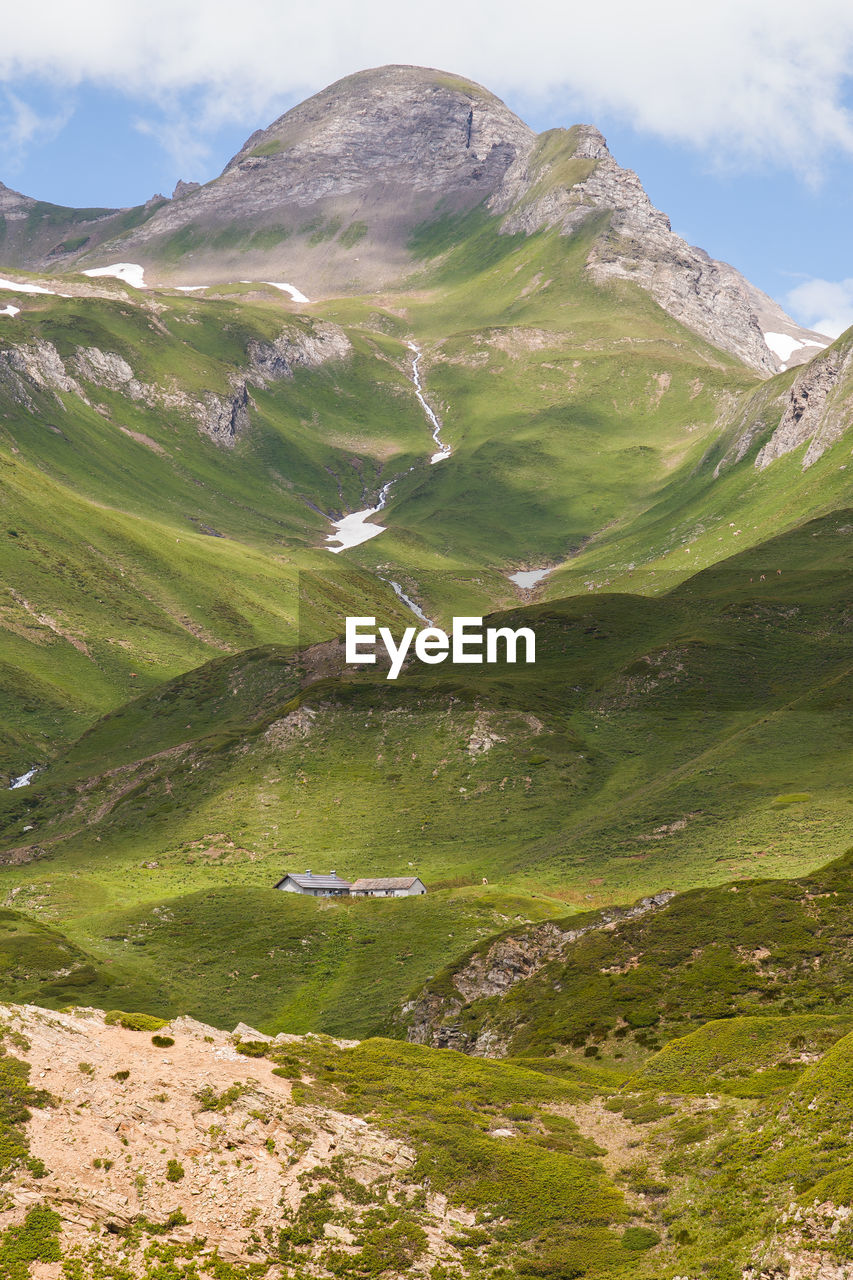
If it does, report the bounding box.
[201,381,251,448]
[492,126,796,374]
[108,65,535,286]
[0,340,82,408]
[404,890,675,1055]
[247,321,352,384]
[2,65,826,376]
[172,180,201,199]
[0,319,350,449]
[755,348,852,469]
[74,347,146,398]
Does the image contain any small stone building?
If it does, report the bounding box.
[274,870,351,897]
[349,876,427,898]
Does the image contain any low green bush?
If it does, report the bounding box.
[104,1011,167,1032]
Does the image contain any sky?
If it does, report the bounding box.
[1,0,853,335]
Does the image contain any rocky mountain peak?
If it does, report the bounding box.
[102,63,536,292]
[491,121,824,373]
[570,124,610,160]
[0,64,827,375]
[224,63,535,180]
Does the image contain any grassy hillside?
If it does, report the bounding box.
[8,846,853,1278]
[0,286,436,770]
[409,845,853,1064]
[1,212,851,774]
[0,513,847,1037]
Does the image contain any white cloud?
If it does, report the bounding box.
[0,89,71,167]
[786,278,853,338]
[1,1,853,173]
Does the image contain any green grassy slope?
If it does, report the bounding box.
[0,514,848,1036]
[408,844,853,1065]
[7,511,851,886]
[0,289,435,770]
[550,328,853,595]
[2,211,851,773]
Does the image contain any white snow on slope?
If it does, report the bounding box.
[239,280,309,303]
[509,568,552,589]
[9,767,37,789]
[0,304,20,318]
[264,282,310,303]
[174,285,209,292]
[0,276,65,297]
[326,507,386,552]
[764,330,829,366]
[83,263,147,289]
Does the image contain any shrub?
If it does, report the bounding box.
[272,1064,301,1079]
[622,1226,660,1251]
[104,1011,167,1032]
[165,1159,184,1183]
[235,1040,268,1058]
[195,1083,248,1111]
[152,1035,175,1048]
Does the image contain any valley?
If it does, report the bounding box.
[0,61,851,1280]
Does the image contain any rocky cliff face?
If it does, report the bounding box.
[89,66,536,293]
[712,335,853,474]
[403,891,674,1054]
[491,125,823,374]
[0,1004,451,1275]
[0,319,350,448]
[755,347,853,469]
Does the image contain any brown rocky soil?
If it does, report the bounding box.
[0,1004,468,1277]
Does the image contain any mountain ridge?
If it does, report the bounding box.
[0,64,827,376]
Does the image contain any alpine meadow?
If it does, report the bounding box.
[0,60,852,1280]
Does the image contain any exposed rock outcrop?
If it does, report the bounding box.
[73,346,146,398]
[87,65,535,294]
[201,380,251,447]
[0,1003,443,1273]
[247,320,352,383]
[404,890,675,1054]
[0,319,350,448]
[1,65,826,377]
[0,339,81,405]
[755,347,852,469]
[492,125,788,374]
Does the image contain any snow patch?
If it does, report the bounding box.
[0,276,67,297]
[240,280,310,303]
[0,304,20,318]
[174,285,209,292]
[264,282,310,303]
[326,508,386,553]
[509,568,552,589]
[9,767,37,789]
[83,263,147,289]
[764,330,829,366]
[325,343,447,554]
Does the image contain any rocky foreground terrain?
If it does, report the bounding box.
[0,1003,481,1279]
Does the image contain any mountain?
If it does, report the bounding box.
[0,69,849,776]
[2,62,853,1280]
[2,65,826,374]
